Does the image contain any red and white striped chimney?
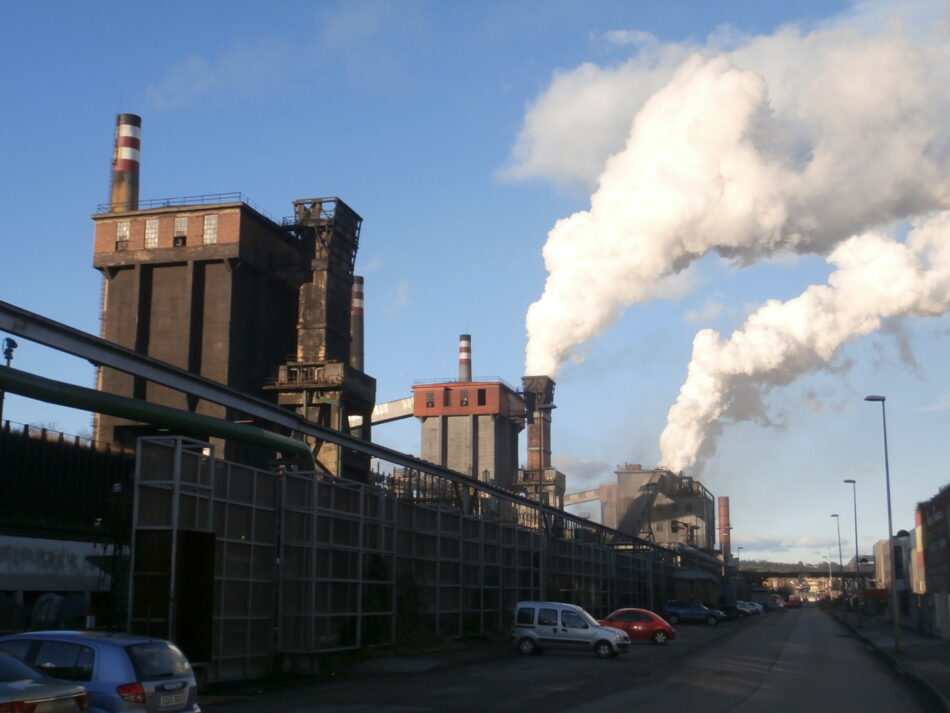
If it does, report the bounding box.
[458,334,471,382]
[110,113,141,212]
[350,276,364,371]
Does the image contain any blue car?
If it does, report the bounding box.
[662,600,728,626]
[0,631,200,713]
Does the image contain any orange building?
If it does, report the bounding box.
[411,335,524,489]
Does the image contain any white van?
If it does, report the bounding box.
[511,601,630,658]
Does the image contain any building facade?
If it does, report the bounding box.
[92,115,375,475]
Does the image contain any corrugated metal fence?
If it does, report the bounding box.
[130,436,677,682]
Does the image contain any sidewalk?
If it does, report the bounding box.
[833,610,950,712]
[200,636,513,709]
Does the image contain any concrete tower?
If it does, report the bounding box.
[92,116,375,471]
[268,199,376,480]
[516,375,566,508]
[412,335,524,488]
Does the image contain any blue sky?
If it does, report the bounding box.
[2,0,949,564]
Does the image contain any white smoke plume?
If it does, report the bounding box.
[523,23,950,377]
[659,212,950,472]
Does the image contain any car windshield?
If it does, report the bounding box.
[578,609,600,627]
[126,642,191,681]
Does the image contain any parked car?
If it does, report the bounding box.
[0,649,89,711]
[734,601,756,618]
[742,600,765,614]
[662,600,728,626]
[598,608,676,645]
[738,600,764,615]
[511,601,631,658]
[0,631,200,713]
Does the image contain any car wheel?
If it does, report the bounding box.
[651,631,668,645]
[668,614,679,624]
[706,616,719,626]
[518,637,539,655]
[594,640,614,658]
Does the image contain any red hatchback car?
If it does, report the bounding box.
[599,608,677,645]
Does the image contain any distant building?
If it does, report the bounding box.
[916,485,950,593]
[412,335,524,490]
[564,465,716,551]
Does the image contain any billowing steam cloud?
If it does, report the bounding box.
[660,213,950,471]
[523,24,950,378]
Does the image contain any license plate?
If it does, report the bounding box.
[159,691,187,707]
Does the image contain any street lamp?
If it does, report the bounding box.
[864,394,901,654]
[844,478,861,625]
[0,337,17,425]
[831,514,843,602]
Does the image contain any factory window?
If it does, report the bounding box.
[174,215,188,236]
[477,389,486,406]
[144,219,159,249]
[460,390,469,406]
[443,390,451,406]
[203,214,218,244]
[115,221,130,250]
[425,391,434,408]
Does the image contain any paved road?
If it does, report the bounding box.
[204,608,937,712]
[573,607,936,713]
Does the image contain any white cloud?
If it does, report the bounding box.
[385,279,412,316]
[500,38,696,190]
[147,38,294,111]
[684,297,725,325]
[919,393,950,412]
[740,533,839,554]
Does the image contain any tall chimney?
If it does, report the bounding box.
[349,276,364,371]
[458,334,471,382]
[718,496,732,564]
[110,114,141,212]
[522,375,555,471]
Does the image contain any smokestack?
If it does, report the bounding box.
[718,496,731,564]
[350,276,364,371]
[522,375,555,471]
[458,334,471,382]
[110,113,141,212]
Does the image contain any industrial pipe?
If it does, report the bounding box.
[0,366,315,468]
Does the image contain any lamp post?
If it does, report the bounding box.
[831,514,844,603]
[864,394,901,654]
[844,478,861,626]
[0,337,17,425]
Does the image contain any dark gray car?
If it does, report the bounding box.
[0,631,199,713]
[0,649,88,711]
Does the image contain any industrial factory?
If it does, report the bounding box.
[0,114,730,682]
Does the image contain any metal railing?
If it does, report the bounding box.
[95,193,278,223]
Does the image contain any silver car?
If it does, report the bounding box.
[0,649,89,711]
[0,631,199,713]
[511,601,630,658]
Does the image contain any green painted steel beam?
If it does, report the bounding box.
[0,366,315,468]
